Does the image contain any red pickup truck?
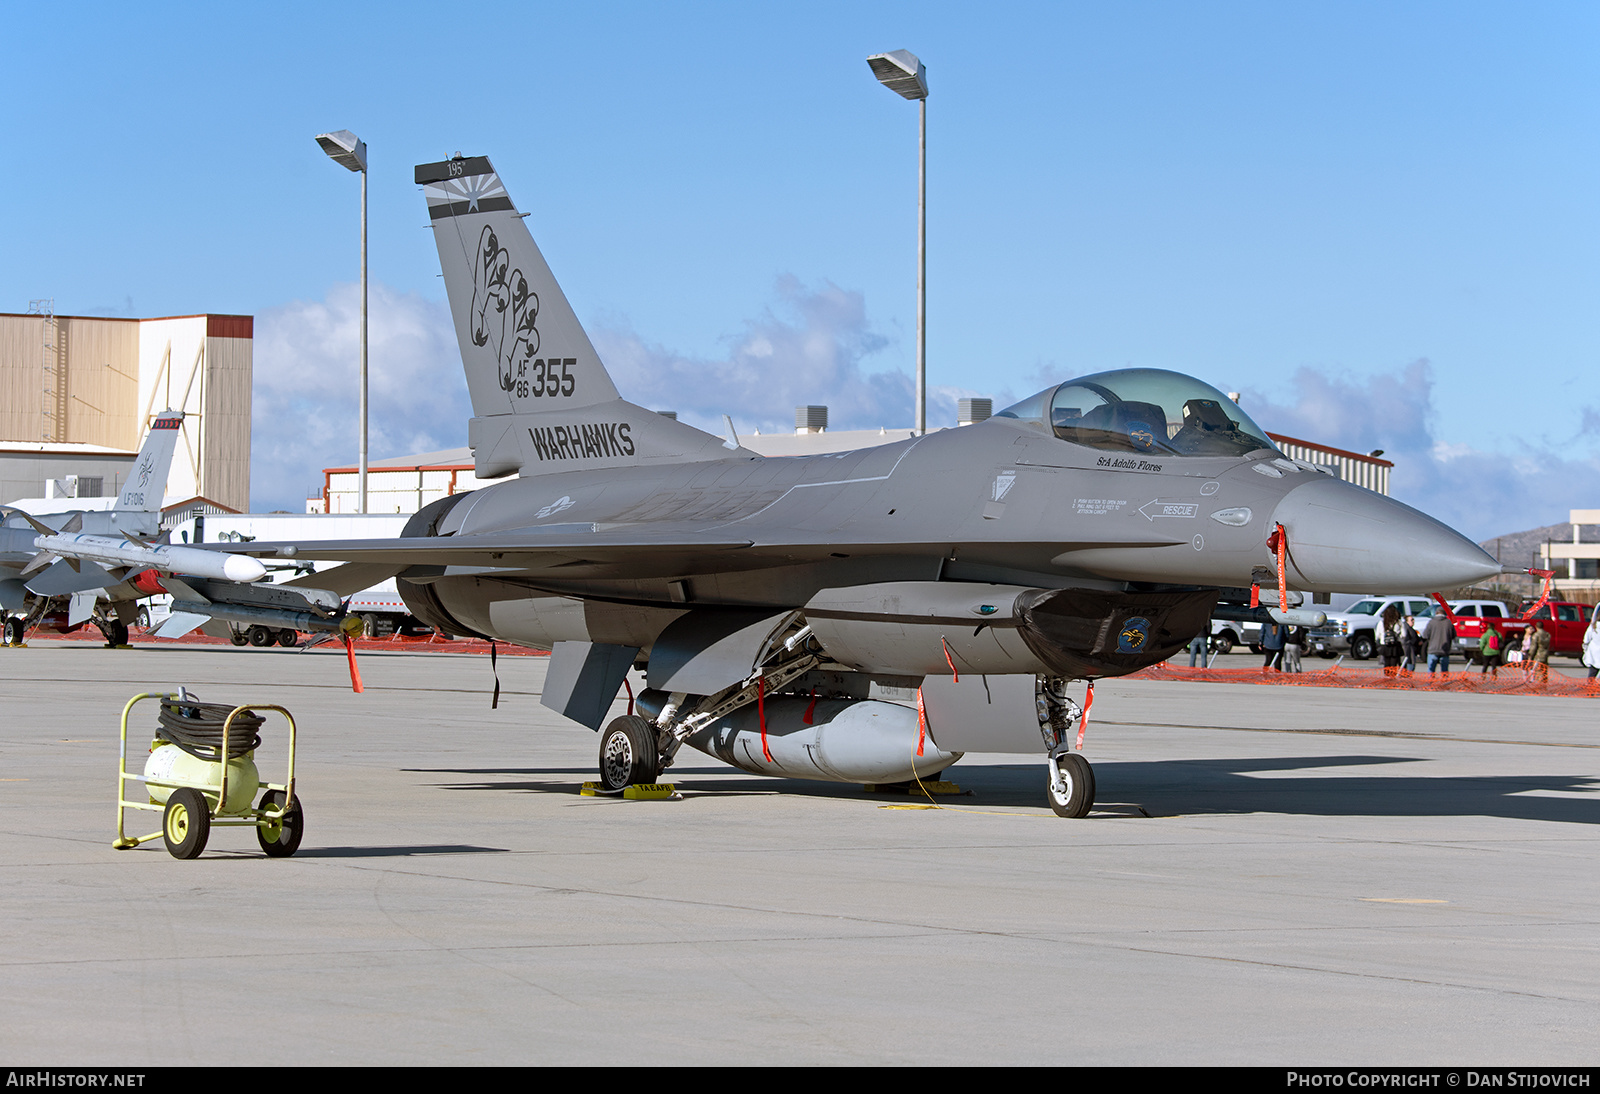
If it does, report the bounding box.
[1449,600,1594,661]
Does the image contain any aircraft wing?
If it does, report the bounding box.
[226,530,759,579]
[221,526,1187,583]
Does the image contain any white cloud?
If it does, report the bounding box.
[590,275,915,434]
[250,283,468,511]
[1240,361,1600,541]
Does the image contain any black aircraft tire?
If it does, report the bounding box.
[163,788,211,859]
[4,617,23,645]
[598,716,661,791]
[1047,753,1095,819]
[247,625,273,647]
[256,790,304,858]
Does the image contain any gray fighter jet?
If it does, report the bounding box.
[1,411,349,648]
[231,154,1501,816]
[0,411,188,645]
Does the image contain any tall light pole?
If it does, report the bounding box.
[867,50,928,435]
[315,129,369,513]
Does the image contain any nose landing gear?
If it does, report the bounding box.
[1037,675,1096,818]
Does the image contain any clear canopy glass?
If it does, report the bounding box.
[996,368,1280,458]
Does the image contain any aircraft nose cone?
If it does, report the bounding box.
[1271,477,1499,592]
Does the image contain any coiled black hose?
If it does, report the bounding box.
[157,696,263,760]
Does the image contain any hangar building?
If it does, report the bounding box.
[0,305,253,512]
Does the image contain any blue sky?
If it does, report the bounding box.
[5,2,1598,538]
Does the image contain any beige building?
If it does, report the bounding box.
[312,449,493,515]
[0,307,252,511]
[1538,509,1600,596]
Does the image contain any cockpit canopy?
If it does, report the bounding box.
[995,368,1279,458]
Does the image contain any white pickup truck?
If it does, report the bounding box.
[1306,595,1438,660]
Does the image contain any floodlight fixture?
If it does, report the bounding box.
[316,129,370,512]
[316,130,368,173]
[867,50,929,433]
[867,50,928,100]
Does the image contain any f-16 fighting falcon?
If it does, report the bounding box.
[0,411,196,646]
[227,154,1502,817]
[1,412,349,649]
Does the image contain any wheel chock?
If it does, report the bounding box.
[623,783,679,800]
[580,781,679,799]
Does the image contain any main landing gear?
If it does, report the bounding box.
[1037,675,1096,818]
[598,715,662,791]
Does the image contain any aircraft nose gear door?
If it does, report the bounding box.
[1037,676,1095,818]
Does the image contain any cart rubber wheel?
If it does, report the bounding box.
[276,629,299,648]
[229,629,249,647]
[598,716,661,791]
[256,790,304,857]
[247,625,273,647]
[163,788,211,859]
[1046,753,1095,819]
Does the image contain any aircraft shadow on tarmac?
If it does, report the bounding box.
[403,756,1600,824]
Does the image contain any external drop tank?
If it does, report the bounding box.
[637,690,961,784]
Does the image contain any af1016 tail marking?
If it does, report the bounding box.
[115,411,183,514]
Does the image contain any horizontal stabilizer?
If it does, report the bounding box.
[283,562,406,597]
[154,611,210,640]
[27,558,115,596]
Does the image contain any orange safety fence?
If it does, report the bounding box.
[1134,659,1600,697]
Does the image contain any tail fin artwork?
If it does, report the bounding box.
[111,410,183,535]
[416,155,743,478]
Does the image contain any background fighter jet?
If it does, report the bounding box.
[229,155,1501,816]
[0,411,347,648]
[0,411,188,646]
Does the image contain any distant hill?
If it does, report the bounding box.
[1479,522,1600,572]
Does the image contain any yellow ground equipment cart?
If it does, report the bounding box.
[113,690,304,860]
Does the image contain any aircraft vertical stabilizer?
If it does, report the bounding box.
[114,411,184,528]
[416,155,740,479]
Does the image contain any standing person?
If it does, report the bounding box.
[1423,610,1457,675]
[1189,629,1209,668]
[1282,625,1304,673]
[1582,608,1600,682]
[1529,620,1552,683]
[1479,623,1503,679]
[1261,621,1285,671]
[1379,605,1403,674]
[1401,614,1420,673]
